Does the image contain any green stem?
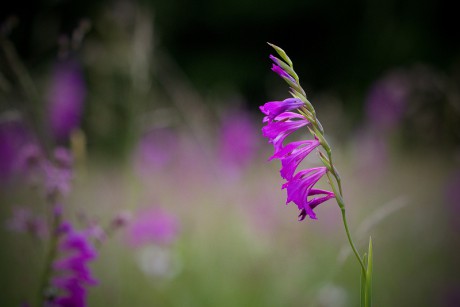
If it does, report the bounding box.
[326,172,366,273]
[310,110,364,273]
[36,210,61,307]
[340,206,366,273]
[326,150,343,196]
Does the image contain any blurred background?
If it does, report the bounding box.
[1,0,460,306]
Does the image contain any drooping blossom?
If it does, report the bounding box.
[261,112,309,153]
[50,221,97,307]
[260,98,304,122]
[282,167,332,220]
[297,189,335,221]
[126,207,180,247]
[269,139,320,180]
[47,60,86,141]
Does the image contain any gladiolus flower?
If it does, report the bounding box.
[260,98,304,122]
[270,139,320,180]
[282,167,330,220]
[262,112,308,152]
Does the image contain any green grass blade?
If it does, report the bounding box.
[366,237,373,307]
[360,253,367,307]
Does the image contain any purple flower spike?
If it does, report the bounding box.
[52,277,87,307]
[271,64,295,82]
[47,60,86,141]
[262,112,309,152]
[270,139,320,180]
[51,222,97,307]
[260,98,304,122]
[261,46,337,222]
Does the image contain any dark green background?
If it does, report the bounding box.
[2,0,459,112]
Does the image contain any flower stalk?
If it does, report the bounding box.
[262,43,373,306]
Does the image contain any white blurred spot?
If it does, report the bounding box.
[137,245,181,280]
[316,283,347,307]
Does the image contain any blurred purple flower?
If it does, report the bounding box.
[133,128,179,176]
[47,60,86,141]
[218,110,259,172]
[127,207,180,247]
[51,221,97,307]
[84,223,106,244]
[0,117,34,181]
[43,162,73,201]
[5,207,48,239]
[352,129,389,180]
[43,147,74,200]
[54,147,74,169]
[9,145,73,198]
[365,71,410,131]
[10,143,47,189]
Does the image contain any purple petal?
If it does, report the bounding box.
[298,190,334,220]
[282,167,327,207]
[271,64,295,82]
[276,140,320,180]
[259,98,304,122]
[261,112,308,152]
